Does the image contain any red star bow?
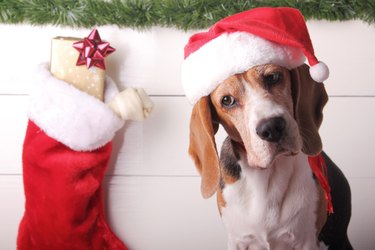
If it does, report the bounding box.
[72,28,115,70]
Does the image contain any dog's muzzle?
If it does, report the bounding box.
[256,116,286,143]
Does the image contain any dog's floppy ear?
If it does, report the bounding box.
[290,64,328,156]
[188,96,220,199]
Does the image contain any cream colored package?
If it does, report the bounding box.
[50,37,105,100]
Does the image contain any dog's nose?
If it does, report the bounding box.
[256,117,286,142]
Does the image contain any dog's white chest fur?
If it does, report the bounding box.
[221,153,320,250]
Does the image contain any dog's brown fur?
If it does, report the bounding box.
[188,64,352,249]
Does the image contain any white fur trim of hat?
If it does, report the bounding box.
[181,32,306,104]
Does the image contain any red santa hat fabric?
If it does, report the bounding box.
[182,7,329,104]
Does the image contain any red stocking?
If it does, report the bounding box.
[17,64,128,250]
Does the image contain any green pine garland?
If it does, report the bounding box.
[0,0,374,30]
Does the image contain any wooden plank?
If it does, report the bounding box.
[0,95,228,176]
[1,21,375,96]
[106,176,226,250]
[0,176,24,250]
[1,95,375,179]
[1,175,374,250]
[109,96,227,176]
[108,96,194,176]
[0,95,28,175]
[320,97,375,179]
[307,20,375,97]
[0,175,227,250]
[347,178,375,250]
[0,25,190,96]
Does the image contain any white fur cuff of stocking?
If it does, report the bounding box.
[28,63,125,152]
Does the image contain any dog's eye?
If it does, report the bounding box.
[263,72,282,88]
[221,95,236,108]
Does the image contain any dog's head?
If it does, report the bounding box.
[188,64,328,198]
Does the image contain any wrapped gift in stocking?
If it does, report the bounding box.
[17,30,153,250]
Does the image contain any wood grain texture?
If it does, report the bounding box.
[0,21,375,96]
[1,21,375,250]
[0,175,227,250]
[0,176,24,250]
[1,176,374,250]
[320,97,375,178]
[347,178,375,250]
[0,95,228,176]
[1,95,374,179]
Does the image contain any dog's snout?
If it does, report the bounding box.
[256,117,286,143]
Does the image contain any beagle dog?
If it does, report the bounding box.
[188,64,352,249]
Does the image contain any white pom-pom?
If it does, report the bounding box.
[309,61,329,83]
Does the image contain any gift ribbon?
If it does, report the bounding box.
[73,28,115,70]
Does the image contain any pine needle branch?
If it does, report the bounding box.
[0,0,374,30]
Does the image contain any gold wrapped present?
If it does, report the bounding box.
[50,37,105,100]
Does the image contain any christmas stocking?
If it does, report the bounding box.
[17,64,150,250]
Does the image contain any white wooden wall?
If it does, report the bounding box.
[0,21,374,250]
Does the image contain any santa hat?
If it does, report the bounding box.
[181,7,329,104]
